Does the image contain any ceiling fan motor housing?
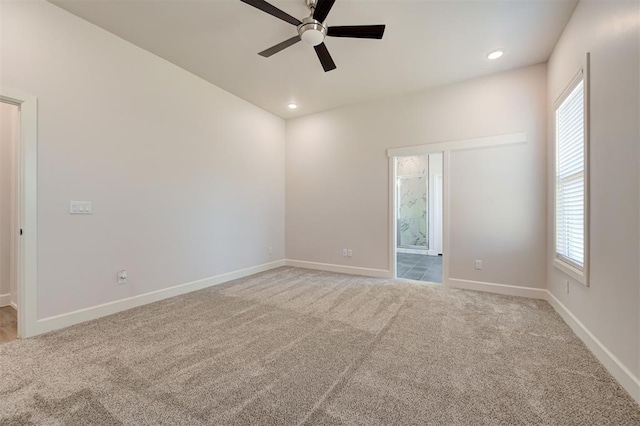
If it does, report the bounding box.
[298,16,326,46]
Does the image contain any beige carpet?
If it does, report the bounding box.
[0,267,638,425]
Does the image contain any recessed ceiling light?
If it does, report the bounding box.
[288,103,298,109]
[487,50,504,60]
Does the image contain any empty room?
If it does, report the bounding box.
[1,0,639,424]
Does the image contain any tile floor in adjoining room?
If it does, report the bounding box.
[397,252,442,283]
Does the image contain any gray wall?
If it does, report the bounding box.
[547,0,640,379]
[286,64,547,289]
[0,1,286,319]
[0,102,19,306]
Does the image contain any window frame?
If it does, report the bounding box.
[553,54,590,286]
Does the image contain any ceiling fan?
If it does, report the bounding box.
[240,0,386,72]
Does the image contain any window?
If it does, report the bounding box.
[554,68,589,285]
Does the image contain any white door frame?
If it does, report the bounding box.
[387,132,527,286]
[0,88,38,338]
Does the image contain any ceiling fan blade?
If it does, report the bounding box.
[314,43,337,72]
[313,0,336,23]
[327,25,386,39]
[258,36,302,57]
[240,0,301,26]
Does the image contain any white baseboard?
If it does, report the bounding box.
[25,259,640,405]
[396,248,440,256]
[447,277,547,300]
[446,278,639,403]
[286,259,392,278]
[546,291,640,404]
[10,301,17,311]
[0,293,11,307]
[35,260,286,336]
[397,247,426,255]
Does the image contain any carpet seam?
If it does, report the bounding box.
[297,292,410,426]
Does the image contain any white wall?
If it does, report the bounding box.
[547,0,640,379]
[0,102,19,306]
[286,64,547,288]
[0,0,285,319]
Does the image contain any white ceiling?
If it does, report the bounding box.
[49,0,578,118]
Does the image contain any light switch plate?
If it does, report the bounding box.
[70,201,92,214]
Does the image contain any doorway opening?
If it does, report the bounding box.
[394,153,443,283]
[0,101,20,343]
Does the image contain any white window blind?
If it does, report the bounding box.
[555,77,585,269]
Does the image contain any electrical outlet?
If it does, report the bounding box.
[117,270,127,285]
[347,249,353,257]
[565,279,570,294]
[475,260,483,270]
[70,201,92,214]
[269,246,273,255]
[342,249,348,257]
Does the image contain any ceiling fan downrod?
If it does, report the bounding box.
[306,0,317,13]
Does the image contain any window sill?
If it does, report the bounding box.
[554,258,588,287]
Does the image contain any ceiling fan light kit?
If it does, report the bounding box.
[240,0,386,72]
[299,16,326,46]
